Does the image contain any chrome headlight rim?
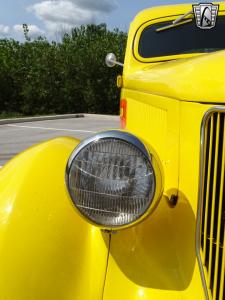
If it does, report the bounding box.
[66,130,151,170]
[66,130,160,229]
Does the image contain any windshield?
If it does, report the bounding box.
[138,16,225,58]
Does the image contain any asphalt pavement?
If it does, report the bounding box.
[0,114,120,166]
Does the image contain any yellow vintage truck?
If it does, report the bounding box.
[0,2,225,300]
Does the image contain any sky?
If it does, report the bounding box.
[0,0,220,40]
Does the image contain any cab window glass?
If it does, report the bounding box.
[138,16,225,58]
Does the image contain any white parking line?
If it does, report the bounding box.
[7,124,97,134]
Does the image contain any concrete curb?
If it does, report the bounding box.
[84,114,119,119]
[0,114,84,125]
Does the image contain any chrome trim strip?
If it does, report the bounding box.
[196,106,225,300]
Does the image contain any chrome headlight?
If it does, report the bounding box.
[66,131,163,229]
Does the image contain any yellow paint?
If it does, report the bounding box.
[104,99,214,300]
[105,195,205,300]
[125,90,180,199]
[0,138,109,300]
[104,2,225,299]
[124,50,225,103]
[124,2,225,103]
[1,2,225,299]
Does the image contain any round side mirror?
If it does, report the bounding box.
[105,53,117,68]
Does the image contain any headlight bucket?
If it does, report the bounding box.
[66,130,163,230]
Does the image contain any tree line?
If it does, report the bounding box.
[0,24,127,117]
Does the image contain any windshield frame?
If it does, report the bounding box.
[133,10,225,63]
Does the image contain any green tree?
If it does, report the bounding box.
[0,24,127,117]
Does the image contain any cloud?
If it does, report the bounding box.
[28,0,117,36]
[72,0,117,13]
[0,25,10,36]
[13,24,45,39]
[0,24,44,40]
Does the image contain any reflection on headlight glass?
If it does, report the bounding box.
[68,138,155,227]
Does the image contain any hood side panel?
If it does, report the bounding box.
[124,47,225,103]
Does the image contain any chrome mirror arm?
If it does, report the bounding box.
[105,53,124,68]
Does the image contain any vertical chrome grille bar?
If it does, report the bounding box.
[203,116,214,265]
[197,107,225,300]
[208,114,220,289]
[213,114,225,300]
[219,230,225,300]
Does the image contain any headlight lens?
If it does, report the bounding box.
[66,131,159,228]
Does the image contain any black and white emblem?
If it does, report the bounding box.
[193,3,219,29]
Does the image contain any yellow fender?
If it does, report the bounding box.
[0,137,109,300]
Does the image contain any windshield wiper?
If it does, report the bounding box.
[156,9,193,32]
[173,9,193,24]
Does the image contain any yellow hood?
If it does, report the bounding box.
[124,50,225,103]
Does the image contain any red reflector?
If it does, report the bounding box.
[120,99,127,129]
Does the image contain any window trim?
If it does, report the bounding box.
[133,10,225,63]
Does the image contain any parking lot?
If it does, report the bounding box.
[0,114,120,166]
